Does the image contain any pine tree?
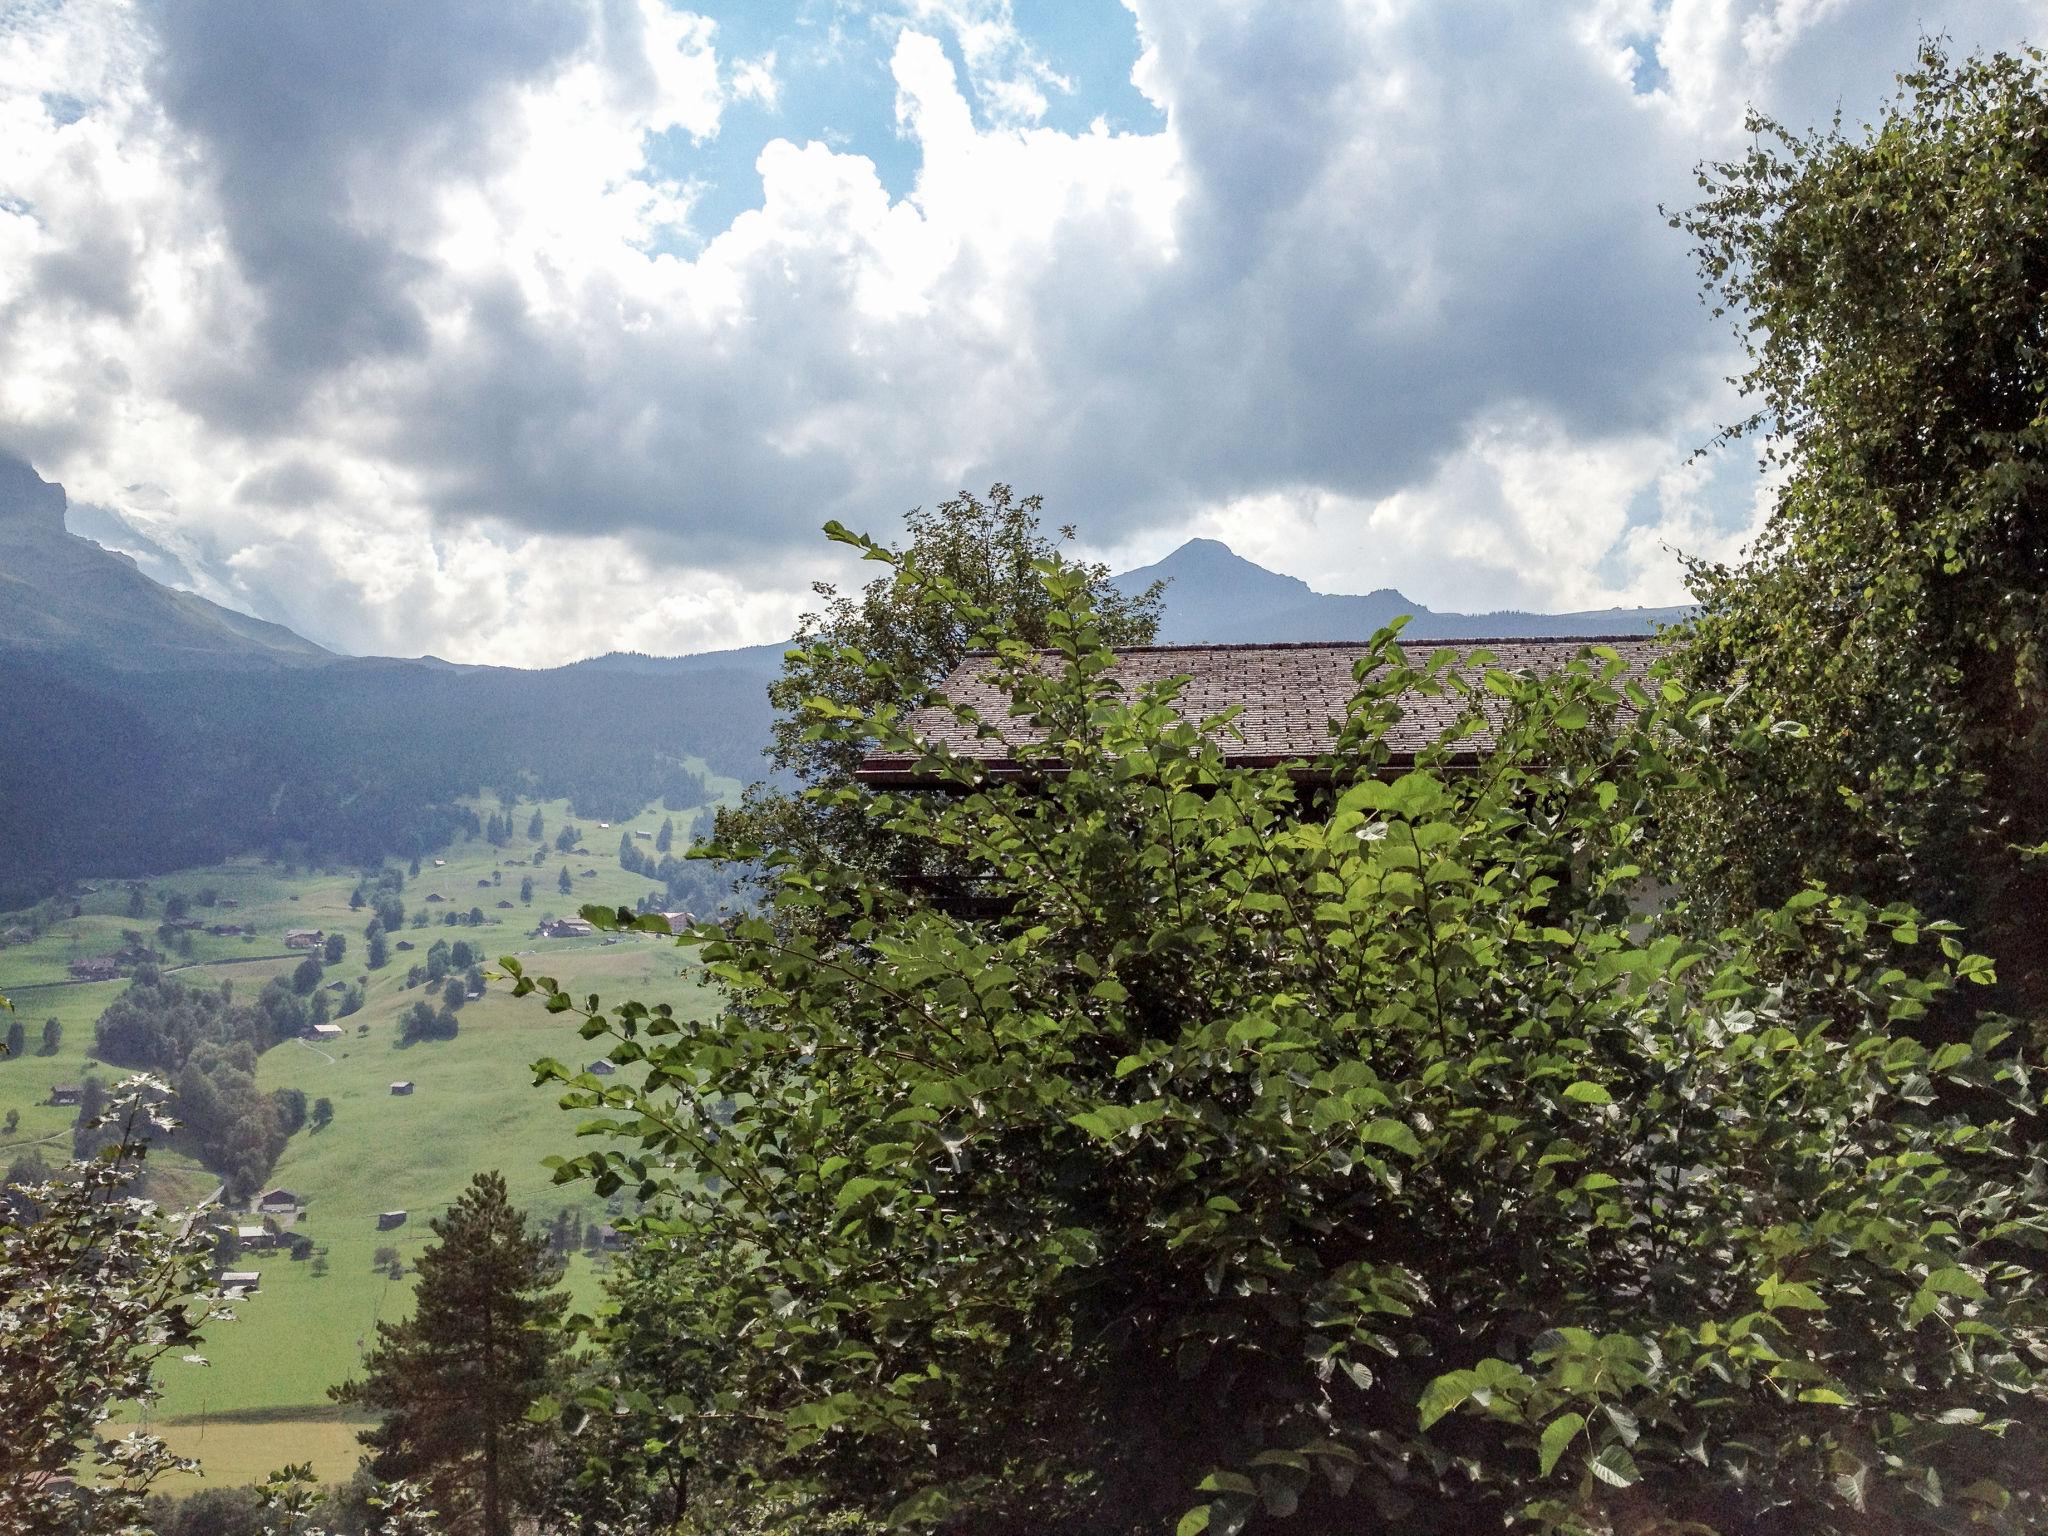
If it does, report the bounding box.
[557,866,573,896]
[655,816,673,853]
[519,876,534,905]
[527,808,544,841]
[334,1172,565,1535]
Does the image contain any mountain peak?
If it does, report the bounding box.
[0,452,66,526]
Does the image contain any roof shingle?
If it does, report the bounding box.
[855,638,1659,785]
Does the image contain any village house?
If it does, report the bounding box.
[68,955,123,981]
[660,911,696,934]
[255,1187,300,1214]
[310,1023,343,1040]
[586,1059,617,1076]
[390,1080,415,1096]
[207,923,250,936]
[235,1224,275,1250]
[540,916,595,938]
[221,1270,262,1292]
[856,639,1659,790]
[855,639,1661,912]
[48,1083,82,1107]
[282,928,324,950]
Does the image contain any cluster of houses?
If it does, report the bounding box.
[538,916,595,939]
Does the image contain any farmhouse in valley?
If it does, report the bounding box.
[255,1187,300,1213]
[48,1083,82,1106]
[282,928,324,950]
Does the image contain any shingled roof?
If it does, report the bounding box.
[854,638,1660,786]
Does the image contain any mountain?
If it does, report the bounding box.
[0,456,781,902]
[0,452,1687,902]
[0,455,332,668]
[1116,538,1688,643]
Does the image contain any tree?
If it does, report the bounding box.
[557,866,573,896]
[125,885,147,919]
[291,956,324,995]
[367,928,390,970]
[323,932,347,966]
[40,1017,59,1055]
[335,1172,566,1536]
[528,809,545,841]
[711,486,1161,914]
[3,1108,18,1137]
[311,1097,333,1132]
[441,978,467,1013]
[1670,44,2048,1012]
[3,1019,22,1060]
[519,876,534,905]
[654,816,673,853]
[522,539,2048,1533]
[0,1076,223,1533]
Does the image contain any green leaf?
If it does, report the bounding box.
[1359,1119,1422,1157]
[1418,1370,1478,1430]
[1538,1412,1584,1476]
[1589,1443,1640,1488]
[1922,1266,1987,1301]
[1176,1508,1211,1536]
[1561,1081,1612,1106]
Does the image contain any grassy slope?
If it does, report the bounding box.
[0,792,731,1487]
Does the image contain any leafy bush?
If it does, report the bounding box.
[520,542,2048,1534]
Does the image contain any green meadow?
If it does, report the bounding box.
[0,792,732,1489]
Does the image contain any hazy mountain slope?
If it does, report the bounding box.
[0,454,333,668]
[1116,538,1689,642]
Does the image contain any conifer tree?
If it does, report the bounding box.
[527,808,544,841]
[334,1172,565,1536]
[654,816,673,853]
[557,866,573,896]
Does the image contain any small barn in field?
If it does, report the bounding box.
[255,1188,300,1214]
[48,1083,83,1107]
[221,1270,262,1292]
[390,1080,415,1096]
[310,1023,343,1040]
[377,1210,407,1230]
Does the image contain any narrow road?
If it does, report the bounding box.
[2,952,296,993]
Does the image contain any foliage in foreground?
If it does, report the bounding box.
[712,484,1161,913]
[517,541,2048,1534]
[1671,43,2048,1012]
[0,1075,221,1535]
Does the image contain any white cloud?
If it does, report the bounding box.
[0,0,2039,663]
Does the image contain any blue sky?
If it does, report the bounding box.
[660,1,1164,238]
[0,0,2041,664]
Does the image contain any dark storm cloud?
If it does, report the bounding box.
[145,0,591,420]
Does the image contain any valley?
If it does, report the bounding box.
[0,792,731,1487]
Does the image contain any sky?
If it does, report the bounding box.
[1,0,2042,666]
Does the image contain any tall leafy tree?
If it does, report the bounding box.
[334,1172,566,1536]
[523,537,2046,1533]
[1671,44,2048,1010]
[712,485,1162,905]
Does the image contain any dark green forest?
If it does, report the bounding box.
[0,652,777,907]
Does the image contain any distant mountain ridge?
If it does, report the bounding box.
[0,455,332,669]
[1114,538,1688,644]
